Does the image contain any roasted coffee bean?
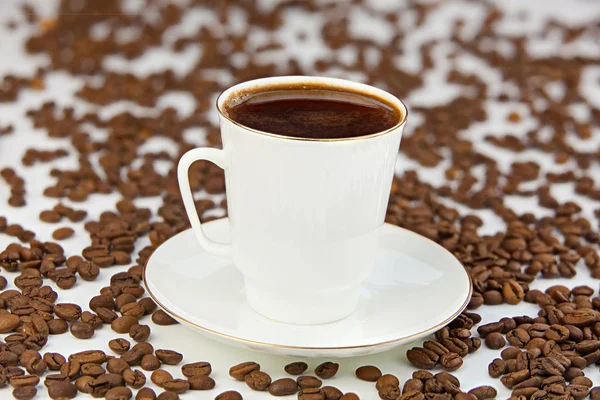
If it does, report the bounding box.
[439,352,463,371]
[483,290,503,305]
[441,338,469,357]
[503,280,525,304]
[376,374,400,390]
[136,387,157,400]
[188,374,216,390]
[477,322,504,338]
[0,313,21,333]
[468,386,497,400]
[25,357,47,375]
[564,367,584,381]
[162,378,190,394]
[137,298,157,315]
[403,378,424,394]
[155,349,182,365]
[140,354,161,371]
[111,316,138,334]
[355,365,382,382]
[121,302,145,318]
[151,369,173,387]
[181,361,211,377]
[463,337,481,354]
[589,387,600,400]
[297,376,323,389]
[10,374,40,388]
[44,352,66,370]
[501,370,530,389]
[109,338,131,355]
[340,394,359,400]
[54,303,81,322]
[81,363,105,378]
[123,369,146,389]
[107,358,130,374]
[129,324,151,342]
[400,391,425,400]
[299,387,325,400]
[106,386,133,400]
[423,340,449,356]
[485,332,506,349]
[152,310,178,325]
[229,361,260,380]
[546,325,570,342]
[379,384,401,400]
[12,386,37,400]
[315,361,339,379]
[157,392,178,400]
[215,390,243,400]
[572,376,593,388]
[60,361,82,380]
[70,321,94,339]
[407,347,438,369]
[285,361,308,375]
[69,350,106,364]
[507,328,531,348]
[48,381,77,399]
[89,373,125,397]
[81,311,102,329]
[322,386,343,400]
[245,370,271,391]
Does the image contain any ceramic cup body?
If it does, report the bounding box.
[178,76,407,324]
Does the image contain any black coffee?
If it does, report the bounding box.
[223,84,401,139]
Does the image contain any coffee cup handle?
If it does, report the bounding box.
[177,148,233,258]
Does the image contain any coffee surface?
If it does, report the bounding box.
[223,88,401,139]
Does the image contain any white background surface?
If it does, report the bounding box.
[1,0,600,398]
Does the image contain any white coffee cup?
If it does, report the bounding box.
[178,76,407,324]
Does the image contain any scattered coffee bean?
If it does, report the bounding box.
[322,386,343,400]
[376,374,400,391]
[485,332,506,349]
[229,361,260,381]
[299,387,324,400]
[52,227,74,240]
[298,375,323,389]
[215,390,243,400]
[151,370,173,387]
[188,375,215,390]
[157,392,179,400]
[12,386,37,400]
[245,370,272,391]
[355,365,382,382]
[315,361,339,379]
[70,322,94,339]
[136,387,157,400]
[106,386,133,400]
[47,380,77,399]
[155,349,182,365]
[140,354,161,371]
[152,310,178,325]
[181,361,211,377]
[109,338,131,355]
[121,369,145,389]
[285,361,308,375]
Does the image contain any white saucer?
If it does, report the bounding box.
[143,218,472,358]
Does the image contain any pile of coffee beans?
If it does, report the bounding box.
[1,0,599,398]
[478,284,600,399]
[406,312,482,371]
